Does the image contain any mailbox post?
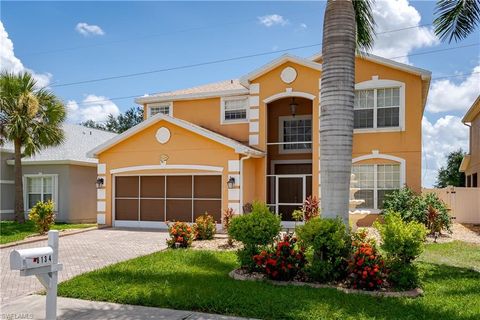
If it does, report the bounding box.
[10,230,63,320]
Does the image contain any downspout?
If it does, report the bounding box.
[239,153,252,214]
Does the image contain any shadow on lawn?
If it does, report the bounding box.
[59,253,480,320]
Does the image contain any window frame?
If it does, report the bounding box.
[23,174,59,212]
[146,102,173,118]
[278,115,313,154]
[354,78,405,133]
[220,96,249,124]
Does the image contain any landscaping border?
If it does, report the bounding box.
[229,269,423,298]
[0,226,99,249]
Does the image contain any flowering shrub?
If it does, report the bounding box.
[302,195,320,221]
[166,221,194,248]
[194,212,216,240]
[223,208,236,246]
[28,200,55,235]
[253,234,306,281]
[347,230,386,290]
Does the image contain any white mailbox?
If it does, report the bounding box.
[10,246,54,271]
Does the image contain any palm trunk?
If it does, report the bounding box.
[14,139,25,223]
[320,0,356,225]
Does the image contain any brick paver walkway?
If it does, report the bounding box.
[0,228,168,304]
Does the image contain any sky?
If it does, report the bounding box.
[1,1,479,188]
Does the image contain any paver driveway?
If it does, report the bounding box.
[0,228,168,304]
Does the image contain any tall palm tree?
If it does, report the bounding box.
[434,0,480,43]
[320,0,375,225]
[0,72,66,223]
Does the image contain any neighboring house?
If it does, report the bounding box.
[88,53,431,228]
[0,124,117,222]
[460,95,480,187]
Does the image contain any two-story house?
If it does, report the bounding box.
[460,95,480,187]
[88,53,431,228]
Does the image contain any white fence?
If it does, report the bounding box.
[422,187,480,224]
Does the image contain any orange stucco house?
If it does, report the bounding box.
[88,53,431,228]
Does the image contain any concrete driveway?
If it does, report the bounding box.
[0,228,168,305]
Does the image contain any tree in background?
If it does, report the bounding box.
[0,72,66,223]
[435,149,466,188]
[82,106,143,133]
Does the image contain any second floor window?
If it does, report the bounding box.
[354,87,400,129]
[148,103,172,117]
[222,97,248,122]
[279,115,312,153]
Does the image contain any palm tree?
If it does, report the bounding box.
[320,0,375,225]
[434,0,480,42]
[0,72,66,223]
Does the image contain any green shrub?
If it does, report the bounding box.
[28,200,55,235]
[374,213,427,289]
[194,212,216,240]
[296,217,350,282]
[228,202,281,270]
[382,187,452,234]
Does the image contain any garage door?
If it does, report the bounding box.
[114,175,222,226]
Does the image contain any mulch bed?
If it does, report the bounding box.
[229,268,423,298]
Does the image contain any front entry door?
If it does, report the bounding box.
[277,175,305,224]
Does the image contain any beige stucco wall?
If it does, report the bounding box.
[68,165,98,223]
[466,112,480,178]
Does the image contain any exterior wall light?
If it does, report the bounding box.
[227,177,235,189]
[96,177,104,189]
[290,97,298,117]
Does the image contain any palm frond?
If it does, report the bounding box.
[353,0,376,51]
[434,0,480,43]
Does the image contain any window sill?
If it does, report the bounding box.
[354,127,404,134]
[221,120,249,125]
[350,209,381,214]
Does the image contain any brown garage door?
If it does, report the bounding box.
[115,175,222,224]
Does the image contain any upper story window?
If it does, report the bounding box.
[221,97,248,123]
[279,115,312,153]
[354,87,400,129]
[147,102,172,118]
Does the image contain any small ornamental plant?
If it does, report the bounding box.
[28,200,55,235]
[166,221,194,248]
[302,195,320,221]
[194,212,216,240]
[253,234,306,281]
[223,208,236,246]
[347,230,386,291]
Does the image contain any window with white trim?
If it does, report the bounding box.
[221,97,248,123]
[352,164,400,209]
[147,103,172,118]
[24,175,58,210]
[279,116,312,153]
[354,87,400,129]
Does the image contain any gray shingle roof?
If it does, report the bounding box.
[2,124,117,164]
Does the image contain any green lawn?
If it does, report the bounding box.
[0,221,96,244]
[57,241,480,320]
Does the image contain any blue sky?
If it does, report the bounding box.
[1,1,479,187]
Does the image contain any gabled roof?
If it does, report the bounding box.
[87,114,265,158]
[462,95,480,123]
[135,79,248,104]
[310,52,431,79]
[3,124,117,166]
[239,54,322,86]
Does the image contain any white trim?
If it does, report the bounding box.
[249,134,259,146]
[97,189,106,200]
[0,209,14,214]
[263,91,316,104]
[228,188,240,201]
[97,201,106,212]
[6,159,97,167]
[278,115,313,154]
[110,164,224,174]
[97,213,106,225]
[249,108,259,120]
[249,83,260,94]
[249,121,259,133]
[97,163,106,174]
[228,160,240,172]
[220,96,249,125]
[23,174,59,212]
[146,102,173,118]
[240,54,322,86]
[249,96,260,107]
[87,114,264,158]
[0,180,14,184]
[228,202,241,214]
[135,88,249,104]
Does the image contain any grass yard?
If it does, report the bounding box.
[0,220,96,244]
[57,241,480,320]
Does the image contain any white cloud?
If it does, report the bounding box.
[66,94,120,123]
[422,115,469,187]
[371,0,438,64]
[0,21,52,87]
[426,64,480,113]
[75,22,105,36]
[300,23,308,29]
[258,14,288,27]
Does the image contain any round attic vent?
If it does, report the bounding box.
[156,127,171,144]
[280,67,297,84]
